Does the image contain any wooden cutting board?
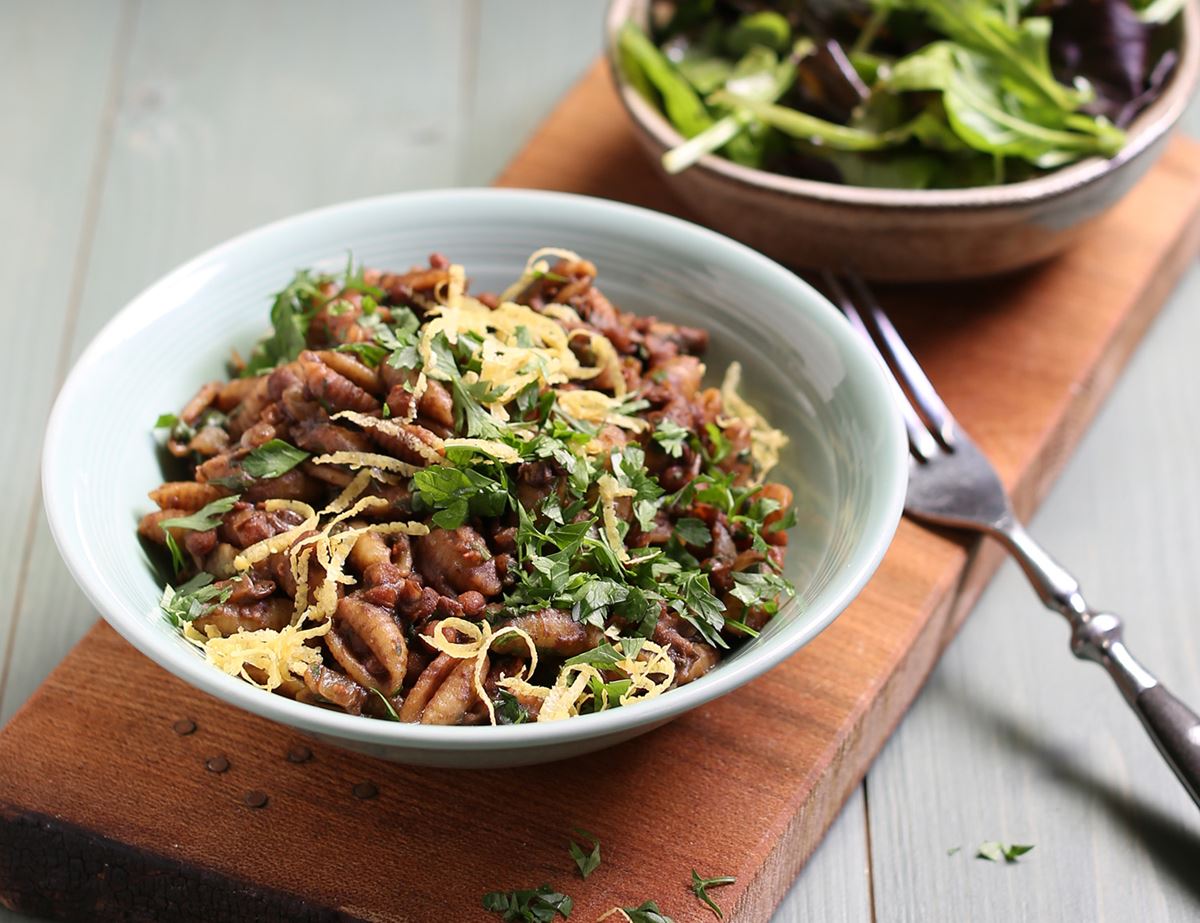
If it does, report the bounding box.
[2,61,1199,923]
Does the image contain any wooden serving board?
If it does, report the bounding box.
[3,61,1200,923]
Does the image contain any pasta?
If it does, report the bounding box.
[140,249,797,725]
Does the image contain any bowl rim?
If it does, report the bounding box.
[42,187,908,753]
[605,0,1200,211]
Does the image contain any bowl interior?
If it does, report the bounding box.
[43,189,905,754]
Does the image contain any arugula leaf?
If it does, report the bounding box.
[482,884,572,922]
[888,0,1088,110]
[567,828,601,879]
[618,21,714,138]
[158,495,241,534]
[652,419,690,458]
[242,439,309,479]
[725,10,790,56]
[159,573,235,628]
[691,870,736,919]
[621,901,675,923]
[887,42,1124,166]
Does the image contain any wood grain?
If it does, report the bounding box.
[1,56,1199,923]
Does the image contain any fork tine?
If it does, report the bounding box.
[845,274,957,449]
[821,272,940,463]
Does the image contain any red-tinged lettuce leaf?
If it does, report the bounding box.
[1045,0,1178,125]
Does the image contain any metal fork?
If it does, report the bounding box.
[823,272,1200,809]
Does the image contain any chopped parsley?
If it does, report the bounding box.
[158,495,241,533]
[369,688,403,722]
[495,690,529,725]
[729,571,794,616]
[243,269,326,376]
[567,828,601,879]
[652,419,689,457]
[976,842,1034,863]
[482,884,572,922]
[155,495,240,575]
[242,439,309,479]
[211,252,798,728]
[412,462,509,529]
[673,517,710,547]
[690,871,736,919]
[160,573,234,627]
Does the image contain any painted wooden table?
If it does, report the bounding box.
[2,2,1198,920]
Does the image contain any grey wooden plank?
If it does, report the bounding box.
[0,0,130,723]
[865,263,1200,921]
[0,0,471,724]
[770,786,873,923]
[459,0,609,184]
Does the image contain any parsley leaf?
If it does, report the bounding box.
[976,842,1034,863]
[691,871,736,919]
[159,573,235,628]
[243,270,325,376]
[672,571,728,649]
[621,901,675,923]
[495,690,529,725]
[729,570,794,616]
[703,422,731,463]
[154,413,179,429]
[482,884,572,922]
[673,517,710,547]
[369,688,402,722]
[412,463,507,529]
[334,341,389,367]
[653,419,689,458]
[157,490,238,575]
[567,828,601,879]
[242,439,309,479]
[563,642,624,669]
[158,495,241,535]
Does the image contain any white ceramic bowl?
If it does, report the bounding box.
[42,189,907,767]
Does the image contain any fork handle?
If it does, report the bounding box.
[1133,684,1200,806]
[995,520,1200,808]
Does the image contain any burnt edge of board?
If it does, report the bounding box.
[0,804,356,923]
